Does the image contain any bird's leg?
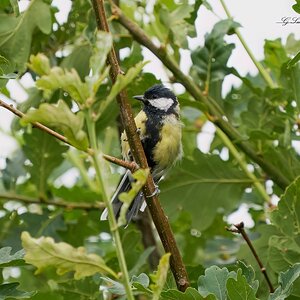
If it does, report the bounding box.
[146,184,160,198]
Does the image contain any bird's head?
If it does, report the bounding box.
[133,84,178,113]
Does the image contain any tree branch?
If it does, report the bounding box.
[227,222,275,293]
[102,154,138,172]
[0,192,104,210]
[0,99,70,146]
[0,99,141,173]
[111,4,289,190]
[91,0,190,291]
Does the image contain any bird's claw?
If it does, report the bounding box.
[146,185,160,198]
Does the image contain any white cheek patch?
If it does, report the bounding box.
[150,97,174,111]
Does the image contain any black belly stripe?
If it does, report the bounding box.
[142,104,179,169]
[142,112,163,168]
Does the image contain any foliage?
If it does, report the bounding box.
[0,0,299,299]
[21,231,117,279]
[117,168,149,226]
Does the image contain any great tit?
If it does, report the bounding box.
[101,84,182,223]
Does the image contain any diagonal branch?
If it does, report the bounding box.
[0,99,139,172]
[0,99,70,146]
[91,0,190,291]
[111,4,289,190]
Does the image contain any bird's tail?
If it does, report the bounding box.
[100,170,145,224]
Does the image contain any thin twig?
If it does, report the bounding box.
[102,154,138,172]
[0,99,140,173]
[227,222,275,293]
[0,99,70,146]
[92,0,190,291]
[0,192,104,210]
[111,3,289,190]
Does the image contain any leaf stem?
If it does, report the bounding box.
[84,110,134,300]
[216,128,271,205]
[219,0,276,88]
[227,222,275,293]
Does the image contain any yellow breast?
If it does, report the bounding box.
[152,115,182,170]
[121,111,182,170]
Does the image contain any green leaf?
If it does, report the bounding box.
[191,19,238,96]
[21,231,117,279]
[132,273,150,288]
[286,34,300,56]
[84,31,113,102]
[0,247,25,268]
[186,0,203,25]
[226,269,257,300]
[89,31,112,83]
[151,253,171,300]
[198,265,234,299]
[264,147,300,183]
[268,236,300,273]
[236,261,259,293]
[23,131,68,195]
[280,63,300,111]
[35,66,89,104]
[241,177,300,279]
[269,263,300,300]
[1,149,26,190]
[161,1,196,48]
[161,287,207,300]
[27,53,51,76]
[160,150,249,230]
[96,61,147,119]
[264,39,289,81]
[0,54,15,88]
[0,0,51,72]
[292,0,300,13]
[52,278,102,300]
[21,100,89,151]
[270,176,300,239]
[118,168,149,226]
[60,45,93,80]
[0,282,35,299]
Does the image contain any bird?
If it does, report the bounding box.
[100,84,182,224]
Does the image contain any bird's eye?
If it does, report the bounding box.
[152,95,158,99]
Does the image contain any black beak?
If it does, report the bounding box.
[133,95,145,102]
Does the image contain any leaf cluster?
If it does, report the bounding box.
[0,0,300,299]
